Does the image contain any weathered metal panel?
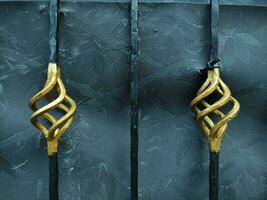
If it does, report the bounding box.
[1,0,267,6]
[0,2,131,199]
[0,1,267,200]
[139,4,267,200]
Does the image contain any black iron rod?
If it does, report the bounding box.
[210,0,219,62]
[49,154,59,200]
[130,0,139,199]
[49,0,60,199]
[209,152,219,200]
[49,0,60,63]
[208,1,220,200]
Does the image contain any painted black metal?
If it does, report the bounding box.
[209,152,219,200]
[49,0,60,63]
[207,1,220,199]
[48,1,60,199]
[207,0,220,69]
[130,0,139,199]
[49,154,59,200]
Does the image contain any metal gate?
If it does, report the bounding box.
[0,0,267,199]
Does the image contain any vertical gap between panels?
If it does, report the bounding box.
[130,0,139,199]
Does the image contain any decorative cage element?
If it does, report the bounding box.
[190,68,240,152]
[29,63,77,155]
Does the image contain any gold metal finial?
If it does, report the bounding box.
[190,68,240,152]
[29,63,77,155]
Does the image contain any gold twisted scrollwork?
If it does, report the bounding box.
[190,68,240,152]
[29,63,77,155]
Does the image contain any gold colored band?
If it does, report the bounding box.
[29,63,77,155]
[47,140,59,156]
[190,68,240,152]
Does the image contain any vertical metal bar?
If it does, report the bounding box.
[208,1,220,200]
[49,154,59,200]
[49,0,60,64]
[191,1,239,200]
[130,0,139,199]
[210,0,219,62]
[49,0,60,199]
[209,152,219,200]
[207,0,220,69]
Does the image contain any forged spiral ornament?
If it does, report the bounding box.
[29,63,77,156]
[190,68,240,152]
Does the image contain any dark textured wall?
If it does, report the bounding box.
[0,1,267,200]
